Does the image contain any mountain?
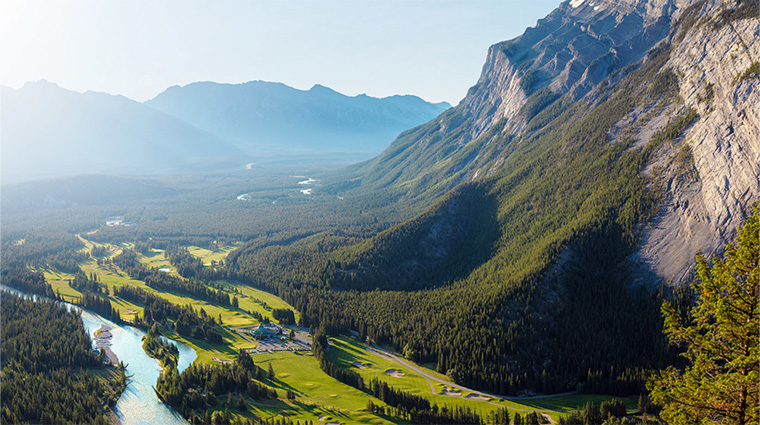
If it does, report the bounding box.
[145,81,450,154]
[629,0,760,284]
[331,0,678,193]
[1,81,246,184]
[327,0,759,285]
[226,0,759,395]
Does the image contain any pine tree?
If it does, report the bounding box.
[514,412,523,425]
[648,205,759,425]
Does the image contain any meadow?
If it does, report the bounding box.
[41,237,636,423]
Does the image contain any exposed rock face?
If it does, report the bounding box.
[344,0,758,287]
[460,0,678,139]
[345,0,701,197]
[432,0,759,286]
[633,7,760,284]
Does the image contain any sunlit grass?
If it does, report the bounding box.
[327,335,637,422]
[217,280,300,324]
[235,351,395,424]
[187,243,242,266]
[38,239,636,423]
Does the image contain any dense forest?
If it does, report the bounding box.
[214,40,698,396]
[143,323,180,369]
[155,350,278,422]
[0,291,126,424]
[0,5,754,425]
[113,284,223,344]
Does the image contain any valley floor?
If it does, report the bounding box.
[36,236,638,424]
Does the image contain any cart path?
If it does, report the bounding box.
[367,343,574,423]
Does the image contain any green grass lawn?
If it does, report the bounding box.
[232,351,396,425]
[42,240,264,343]
[513,393,639,415]
[216,280,301,324]
[326,335,637,422]
[41,237,637,424]
[328,336,517,419]
[137,248,179,277]
[187,243,242,266]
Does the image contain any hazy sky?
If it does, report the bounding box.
[1,0,560,105]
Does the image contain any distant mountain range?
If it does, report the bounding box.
[0,80,449,184]
[146,81,451,154]
[1,81,242,184]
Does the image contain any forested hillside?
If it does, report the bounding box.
[222,0,758,396]
[0,291,126,424]
[0,0,755,418]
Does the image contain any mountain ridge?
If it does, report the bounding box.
[325,0,759,285]
[224,0,758,395]
[0,80,245,184]
[145,80,451,154]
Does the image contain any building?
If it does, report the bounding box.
[250,324,277,339]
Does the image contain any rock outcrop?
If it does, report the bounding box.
[340,0,758,287]
[632,4,759,284]
[460,0,677,139]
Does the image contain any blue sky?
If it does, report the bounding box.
[1,0,560,105]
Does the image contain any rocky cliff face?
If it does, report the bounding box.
[340,0,758,286]
[460,0,677,139]
[342,0,694,197]
[631,2,759,284]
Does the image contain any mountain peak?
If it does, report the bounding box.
[1,81,244,183]
[22,79,60,89]
[309,83,335,92]
[336,0,758,288]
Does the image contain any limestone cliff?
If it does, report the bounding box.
[631,1,759,284]
[460,0,676,139]
[336,0,759,287]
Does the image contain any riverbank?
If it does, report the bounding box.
[1,285,196,425]
[142,324,179,371]
[0,288,127,424]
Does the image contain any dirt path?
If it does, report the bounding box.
[368,343,568,422]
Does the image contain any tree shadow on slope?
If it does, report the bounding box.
[331,180,501,291]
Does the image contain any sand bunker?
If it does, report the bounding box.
[466,394,490,401]
[441,387,461,396]
[125,309,137,314]
[318,416,331,422]
[385,369,405,377]
[212,357,232,365]
[351,361,369,369]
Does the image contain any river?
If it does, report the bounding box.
[1,286,196,425]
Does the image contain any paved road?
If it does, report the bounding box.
[368,343,573,423]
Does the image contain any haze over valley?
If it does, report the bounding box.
[1,0,758,424]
